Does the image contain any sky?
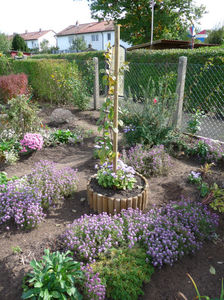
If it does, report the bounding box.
[0,0,224,35]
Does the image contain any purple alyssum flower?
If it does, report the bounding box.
[64,200,219,267]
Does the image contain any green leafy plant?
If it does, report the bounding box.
[210,183,224,213]
[199,182,210,197]
[0,171,18,187]
[186,109,205,135]
[12,246,22,254]
[90,247,154,300]
[96,159,137,190]
[1,95,41,137]
[22,249,83,300]
[52,129,82,144]
[121,75,176,146]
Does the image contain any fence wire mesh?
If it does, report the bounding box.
[122,61,224,142]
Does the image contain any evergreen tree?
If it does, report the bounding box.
[12,34,28,51]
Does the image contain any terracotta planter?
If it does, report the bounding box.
[87,172,149,214]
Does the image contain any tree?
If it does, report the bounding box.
[40,39,50,53]
[205,26,224,45]
[70,36,87,52]
[0,33,11,54]
[87,0,206,45]
[12,34,28,52]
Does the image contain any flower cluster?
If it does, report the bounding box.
[96,159,136,190]
[20,133,44,152]
[188,171,202,184]
[122,144,172,177]
[28,160,78,210]
[81,265,106,300]
[0,180,45,229]
[64,201,218,267]
[0,160,78,229]
[123,125,135,133]
[189,137,224,162]
[199,137,224,161]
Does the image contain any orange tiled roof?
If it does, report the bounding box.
[57,21,114,36]
[8,30,55,41]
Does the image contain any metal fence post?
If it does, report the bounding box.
[173,56,188,129]
[93,57,99,110]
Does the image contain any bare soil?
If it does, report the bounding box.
[0,107,223,300]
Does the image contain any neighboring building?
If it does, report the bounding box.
[127,39,218,51]
[9,29,56,50]
[56,21,131,51]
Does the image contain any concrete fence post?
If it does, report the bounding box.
[173,56,188,129]
[93,57,99,110]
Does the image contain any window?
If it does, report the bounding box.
[68,36,74,45]
[107,33,111,41]
[91,34,99,42]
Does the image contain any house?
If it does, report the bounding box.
[56,21,131,51]
[9,29,57,51]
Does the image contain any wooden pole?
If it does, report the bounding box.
[93,57,99,110]
[173,56,187,129]
[113,25,120,173]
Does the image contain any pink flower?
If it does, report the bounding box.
[153,98,157,104]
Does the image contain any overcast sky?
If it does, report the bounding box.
[1,0,223,35]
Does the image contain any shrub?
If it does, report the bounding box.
[0,73,28,102]
[0,94,41,137]
[126,47,224,65]
[0,33,11,54]
[120,77,176,146]
[27,160,78,210]
[22,249,83,300]
[122,144,172,177]
[12,34,28,52]
[20,133,44,152]
[64,202,218,267]
[0,54,13,76]
[90,247,154,300]
[0,180,45,229]
[12,59,89,109]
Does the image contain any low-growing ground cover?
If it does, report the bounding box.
[0,108,223,300]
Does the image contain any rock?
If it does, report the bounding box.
[49,108,74,126]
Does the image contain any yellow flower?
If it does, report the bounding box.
[51,74,54,78]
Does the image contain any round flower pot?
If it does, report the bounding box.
[87,172,149,214]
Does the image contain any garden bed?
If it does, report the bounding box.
[0,108,223,300]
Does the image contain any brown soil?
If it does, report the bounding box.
[0,107,223,300]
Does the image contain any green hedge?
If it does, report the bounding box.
[31,51,105,62]
[124,47,224,113]
[0,58,89,109]
[31,52,106,95]
[126,47,224,64]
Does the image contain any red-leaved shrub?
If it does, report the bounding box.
[0,73,28,102]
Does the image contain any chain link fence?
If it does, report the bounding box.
[122,61,224,142]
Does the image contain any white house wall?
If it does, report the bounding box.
[25,31,56,50]
[38,31,56,49]
[26,40,38,49]
[57,31,131,51]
